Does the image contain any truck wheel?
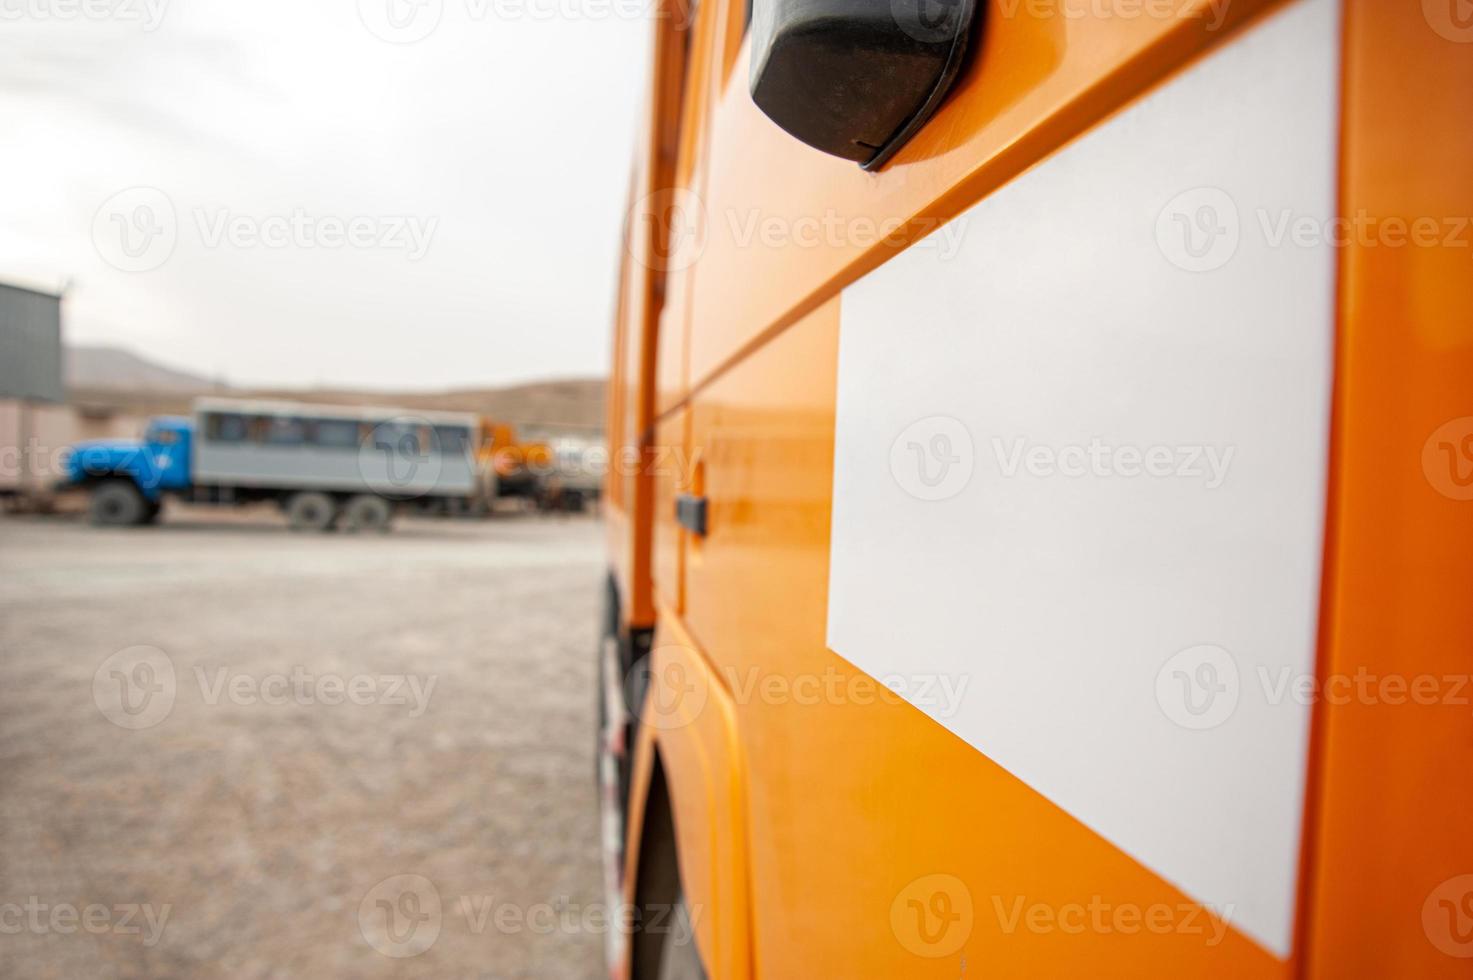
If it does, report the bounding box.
[285,491,338,532]
[90,479,149,527]
[340,494,393,533]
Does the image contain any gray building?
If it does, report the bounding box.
[0,281,64,403]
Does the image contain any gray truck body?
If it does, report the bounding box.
[191,397,484,500]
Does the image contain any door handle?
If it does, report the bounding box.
[675,493,708,537]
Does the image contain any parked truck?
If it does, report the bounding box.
[61,397,487,531]
[535,439,601,513]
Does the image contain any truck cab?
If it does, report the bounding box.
[64,416,192,525]
[600,0,1473,976]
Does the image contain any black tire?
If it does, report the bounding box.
[89,479,149,527]
[284,491,338,532]
[340,494,393,533]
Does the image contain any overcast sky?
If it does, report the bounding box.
[0,0,649,390]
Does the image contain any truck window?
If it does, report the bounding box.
[205,412,250,443]
[262,416,307,446]
[432,425,470,455]
[373,421,421,456]
[311,419,360,449]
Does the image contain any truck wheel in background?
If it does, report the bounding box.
[340,494,393,533]
[89,479,149,527]
[284,491,338,532]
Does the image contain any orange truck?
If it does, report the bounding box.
[480,419,550,503]
[600,0,1472,977]
[480,421,601,511]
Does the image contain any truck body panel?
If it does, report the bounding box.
[603,0,1473,976]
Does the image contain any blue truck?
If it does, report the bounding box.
[63,398,488,531]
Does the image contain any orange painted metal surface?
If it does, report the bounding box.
[607,0,695,631]
[652,411,687,615]
[634,616,754,979]
[684,0,1284,394]
[1300,2,1473,976]
[608,0,1471,976]
[663,301,1280,977]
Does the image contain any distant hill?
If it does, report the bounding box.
[66,345,219,393]
[64,345,606,437]
[240,380,608,436]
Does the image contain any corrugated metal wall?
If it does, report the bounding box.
[0,282,64,403]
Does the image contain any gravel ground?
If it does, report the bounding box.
[0,506,608,979]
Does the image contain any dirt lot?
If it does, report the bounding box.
[0,507,608,979]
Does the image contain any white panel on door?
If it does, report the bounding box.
[827,0,1339,958]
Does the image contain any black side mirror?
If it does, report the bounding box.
[749,0,980,170]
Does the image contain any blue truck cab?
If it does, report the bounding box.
[64,416,193,525]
